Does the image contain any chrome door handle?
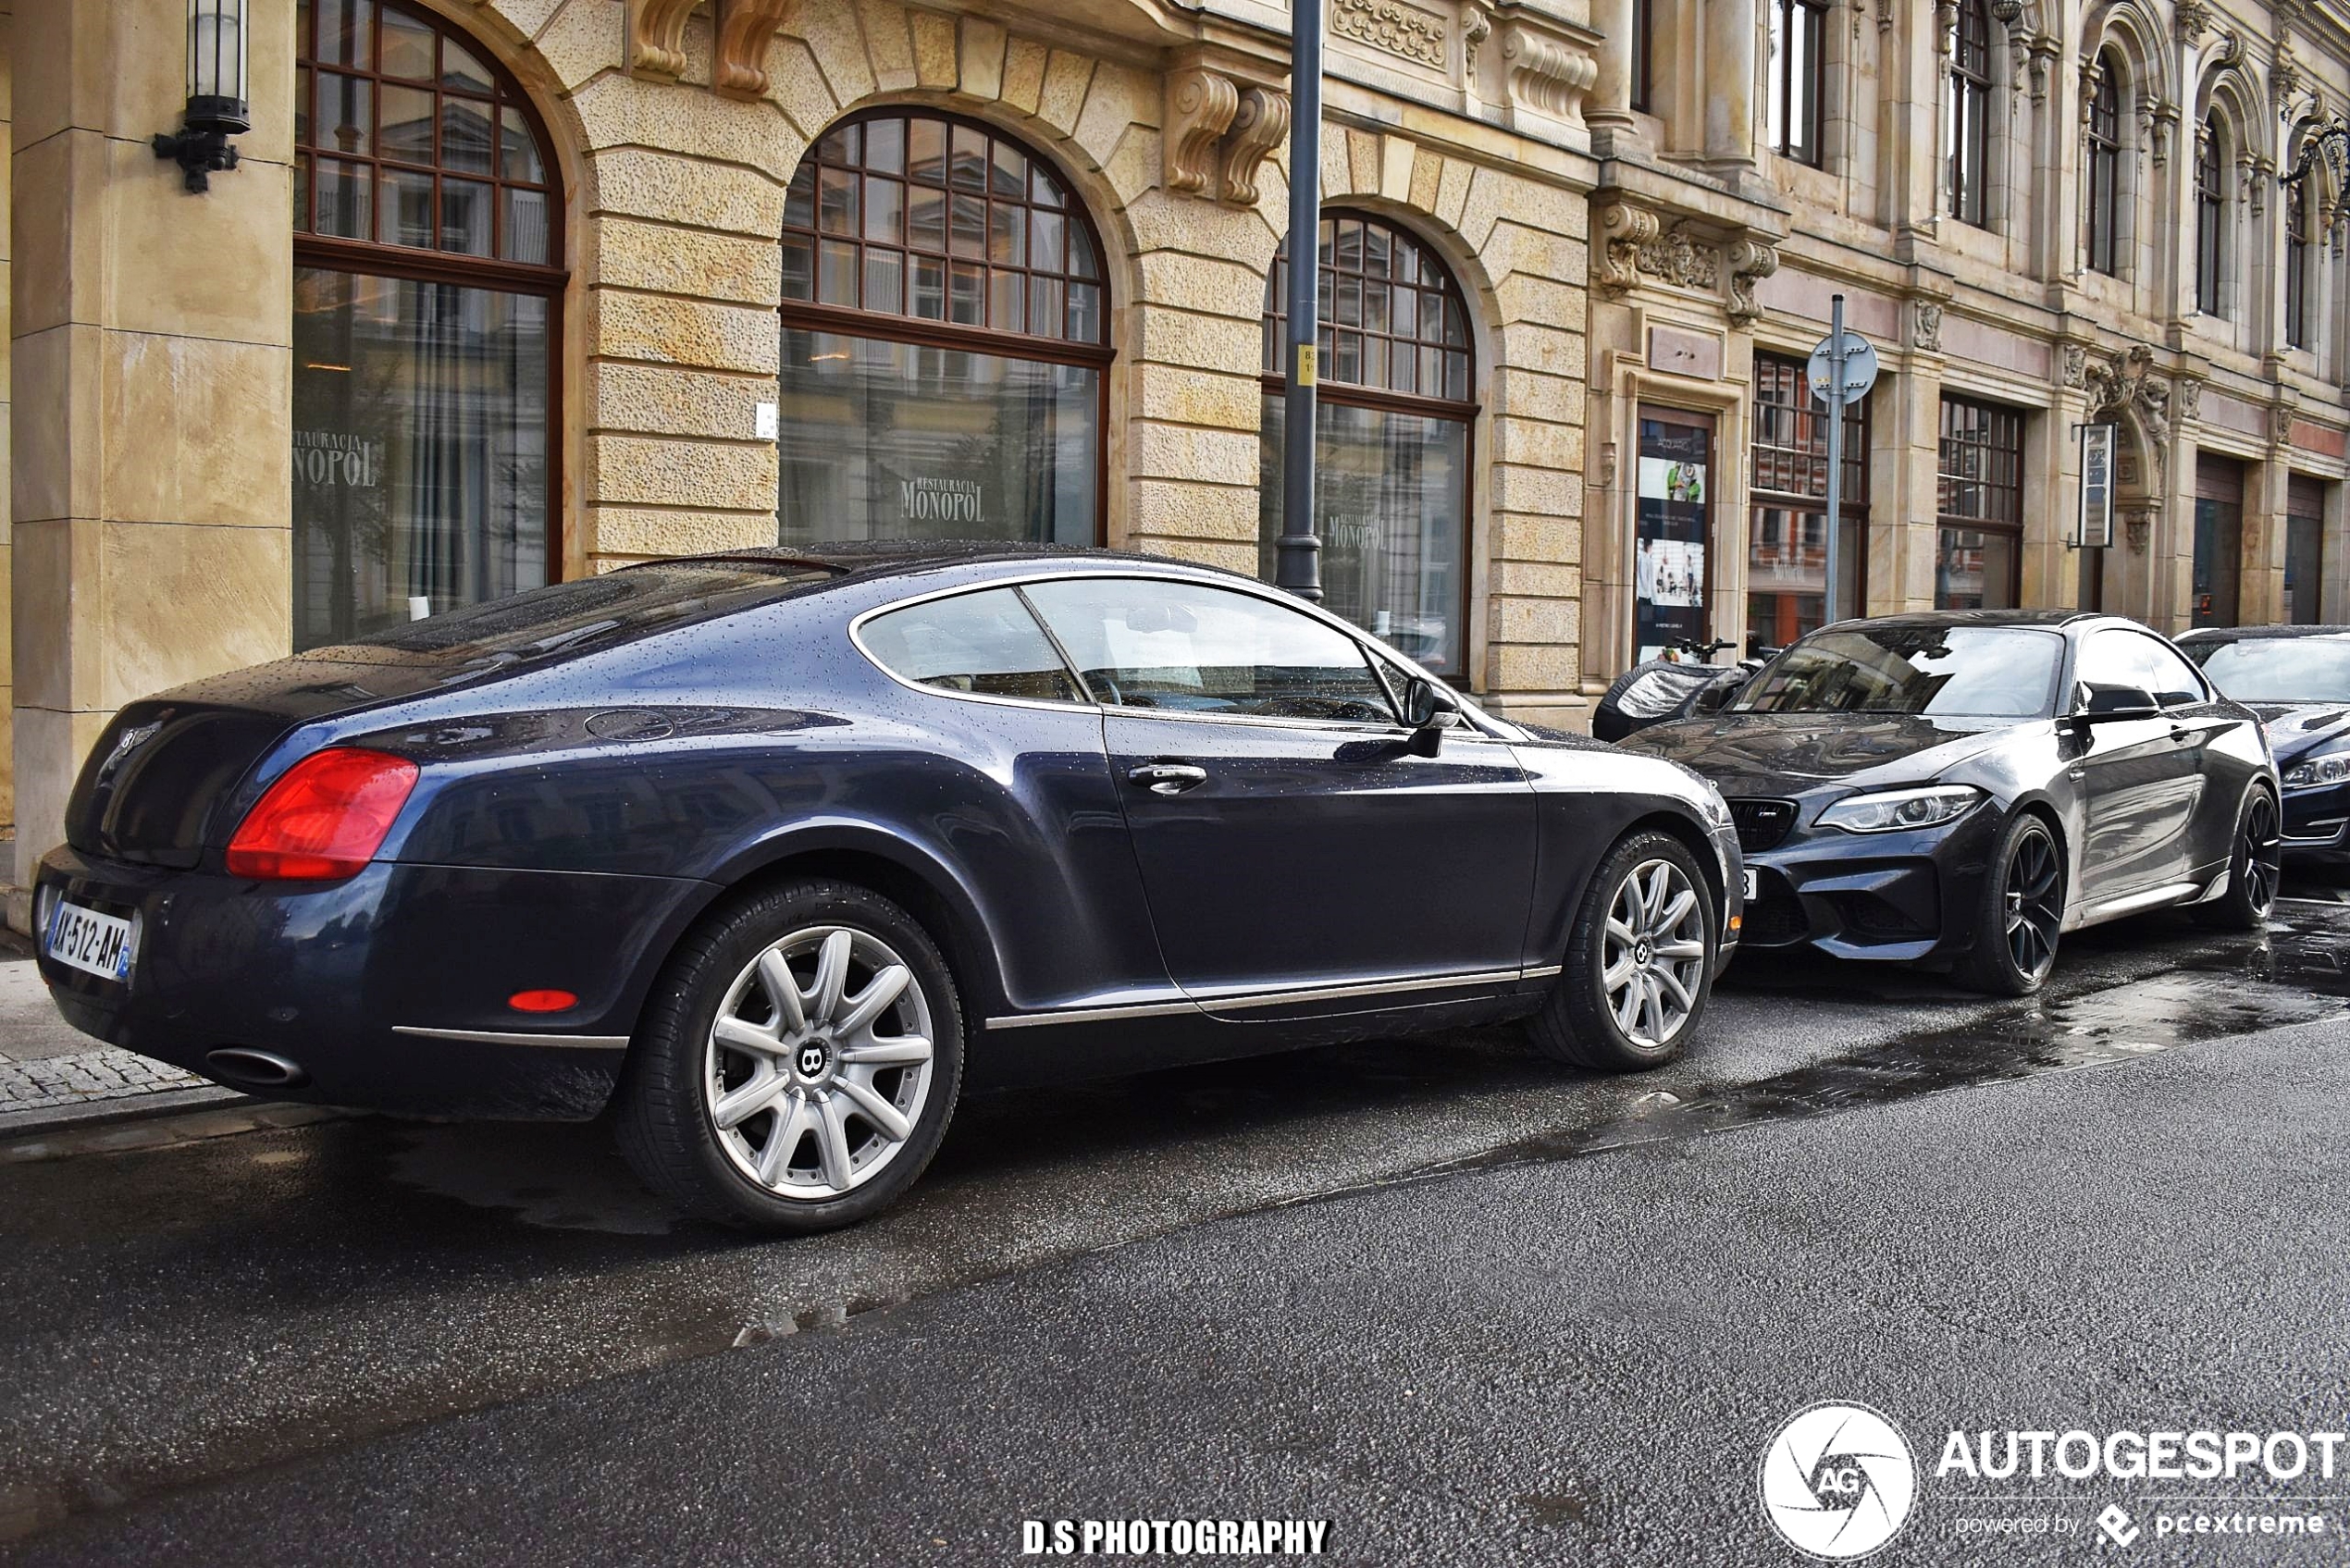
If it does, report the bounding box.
[1128,761,1207,796]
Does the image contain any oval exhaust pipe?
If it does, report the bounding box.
[204,1048,310,1091]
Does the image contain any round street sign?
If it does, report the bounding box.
[1807,330,1879,406]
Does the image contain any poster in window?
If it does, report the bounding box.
[2076,424,2115,549]
[1635,418,1713,661]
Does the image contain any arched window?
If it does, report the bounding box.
[775,111,1110,549]
[1767,0,1829,166]
[293,0,563,649]
[1257,213,1475,676]
[1948,0,1992,227]
[2196,114,2228,316]
[2287,163,2315,351]
[2085,61,2123,276]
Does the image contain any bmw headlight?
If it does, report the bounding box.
[1817,784,1984,834]
[2282,751,2350,790]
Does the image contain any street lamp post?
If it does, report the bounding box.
[1272,0,1325,601]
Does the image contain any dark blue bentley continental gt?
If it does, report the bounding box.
[35,544,1740,1230]
[1622,611,2278,996]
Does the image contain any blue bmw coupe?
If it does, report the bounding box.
[37,544,1740,1230]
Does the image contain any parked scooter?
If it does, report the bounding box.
[1590,636,1778,742]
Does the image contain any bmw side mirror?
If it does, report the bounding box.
[2075,683,2160,722]
[1403,676,1461,755]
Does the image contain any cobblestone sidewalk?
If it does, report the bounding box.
[0,1046,210,1116]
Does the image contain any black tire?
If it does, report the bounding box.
[1960,810,2064,996]
[2192,785,2282,932]
[614,879,964,1232]
[1529,831,1716,1072]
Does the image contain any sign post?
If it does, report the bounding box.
[1807,298,1880,628]
[1272,0,1325,601]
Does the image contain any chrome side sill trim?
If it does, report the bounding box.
[986,964,1552,1031]
[983,1000,1200,1031]
[391,1026,631,1050]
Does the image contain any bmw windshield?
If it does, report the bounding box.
[2186,636,2350,703]
[1734,625,2066,719]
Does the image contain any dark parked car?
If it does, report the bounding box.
[2178,624,2350,859]
[1619,611,2279,995]
[35,544,1741,1231]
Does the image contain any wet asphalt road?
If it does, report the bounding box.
[6,892,2350,1563]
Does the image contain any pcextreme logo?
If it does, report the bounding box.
[1759,1401,1920,1561]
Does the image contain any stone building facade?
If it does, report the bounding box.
[1583,0,2350,685]
[1,0,1605,904]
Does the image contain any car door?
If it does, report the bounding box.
[1020,574,1540,1014]
[2131,631,2242,883]
[2070,627,2206,900]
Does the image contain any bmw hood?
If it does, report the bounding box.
[2246,702,2350,767]
[1618,711,2017,796]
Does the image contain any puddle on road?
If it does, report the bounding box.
[1425,913,2350,1180]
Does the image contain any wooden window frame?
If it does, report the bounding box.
[2086,66,2122,277]
[1948,0,1992,228]
[1767,0,1829,167]
[1936,393,2026,609]
[2196,116,2228,317]
[293,0,567,598]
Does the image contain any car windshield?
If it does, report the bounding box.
[1733,625,2065,718]
[2185,636,2350,703]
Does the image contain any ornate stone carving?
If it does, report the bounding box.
[1934,0,1959,56]
[1500,23,1598,122]
[2084,346,2171,450]
[1219,86,1289,207]
[2175,377,2201,423]
[1875,0,1894,31]
[1462,5,1491,75]
[1330,0,1448,70]
[626,0,700,81]
[2123,508,2154,553]
[2271,402,2299,446]
[1163,68,1240,196]
[2149,100,2177,167]
[2274,50,2306,121]
[2242,154,2272,217]
[712,0,792,99]
[2173,1,2211,45]
[1913,302,1944,352]
[2027,35,2057,104]
[2061,344,2088,389]
[1596,200,1659,294]
[1637,228,1719,290]
[2210,30,2245,70]
[1726,239,1778,324]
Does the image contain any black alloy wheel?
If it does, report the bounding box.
[2194,787,2282,932]
[1963,813,2063,997]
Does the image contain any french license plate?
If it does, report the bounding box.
[43,898,135,982]
[1741,869,1760,902]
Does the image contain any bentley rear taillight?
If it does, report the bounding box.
[225,748,419,881]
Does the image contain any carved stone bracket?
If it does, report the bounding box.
[2027,35,2057,105]
[626,0,700,81]
[1220,86,1290,207]
[1164,65,1292,207]
[1595,199,1660,295]
[1934,0,1958,56]
[1164,68,1239,196]
[2243,154,2274,217]
[2149,100,2177,168]
[2061,344,2089,389]
[2173,1,2211,46]
[2270,401,2299,447]
[714,0,792,100]
[1500,21,1598,125]
[2175,377,2201,424]
[1912,301,1944,352]
[1726,238,1777,324]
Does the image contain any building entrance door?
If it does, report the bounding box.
[2193,453,2244,630]
[1634,408,1715,661]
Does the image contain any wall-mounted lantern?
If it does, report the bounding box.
[152,0,250,192]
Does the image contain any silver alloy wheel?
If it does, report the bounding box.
[702,924,936,1202]
[1601,858,1709,1051]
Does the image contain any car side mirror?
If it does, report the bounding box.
[2076,683,2160,722]
[1403,676,1461,755]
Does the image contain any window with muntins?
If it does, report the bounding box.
[1948,0,1992,227]
[2086,65,2122,277]
[1257,213,1475,677]
[1936,395,2024,610]
[1767,0,1828,167]
[2197,117,2227,317]
[1750,353,1867,648]
[2287,172,2314,350]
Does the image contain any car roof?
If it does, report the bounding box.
[1820,609,2101,632]
[667,539,1186,579]
[2175,624,2350,641]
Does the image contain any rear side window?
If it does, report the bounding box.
[2076,629,2207,709]
[1023,578,1395,723]
[860,588,1082,704]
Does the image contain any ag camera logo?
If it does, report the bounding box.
[1759,1401,1918,1560]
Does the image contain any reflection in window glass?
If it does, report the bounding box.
[1737,626,2063,718]
[1025,579,1395,723]
[860,588,1082,703]
[776,329,1097,549]
[2189,636,2350,703]
[1255,398,1466,675]
[292,267,550,649]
